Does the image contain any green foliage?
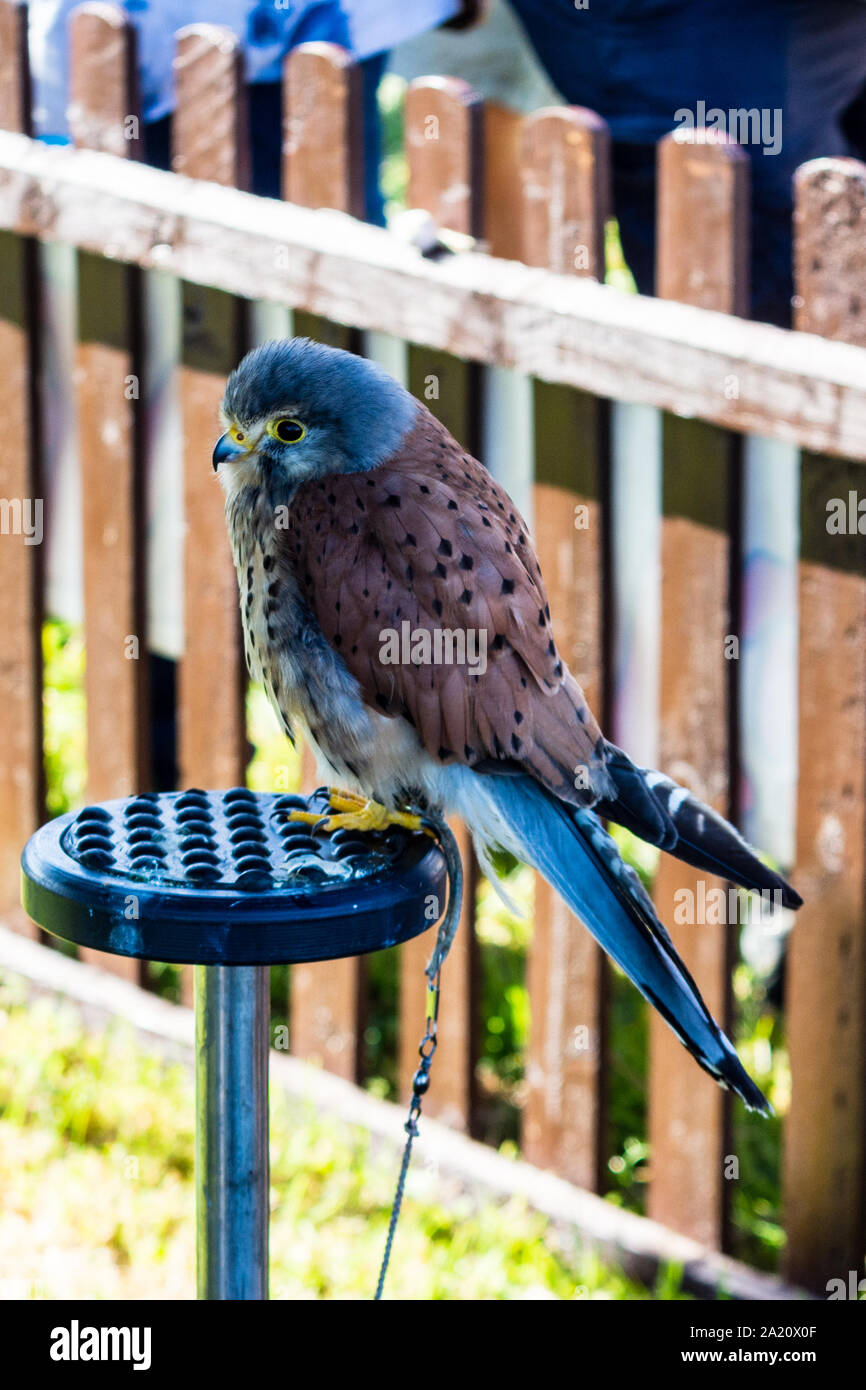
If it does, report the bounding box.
[604,218,637,293]
[604,966,650,1212]
[378,74,409,219]
[362,947,399,1097]
[475,869,532,1145]
[729,959,787,1267]
[246,683,301,794]
[42,621,86,817]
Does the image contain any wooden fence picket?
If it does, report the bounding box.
[521,106,609,277]
[174,27,250,1005]
[283,44,365,1081]
[482,103,523,261]
[648,129,749,1248]
[0,0,43,932]
[283,42,363,216]
[519,107,611,1188]
[404,76,482,238]
[784,157,866,1292]
[397,77,484,1130]
[70,4,147,979]
[0,0,29,134]
[402,351,480,1129]
[174,24,249,797]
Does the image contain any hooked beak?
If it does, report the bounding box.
[212,432,248,471]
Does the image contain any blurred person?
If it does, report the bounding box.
[29,0,485,218]
[505,0,866,325]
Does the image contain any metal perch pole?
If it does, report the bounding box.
[20,786,449,1301]
[195,964,270,1300]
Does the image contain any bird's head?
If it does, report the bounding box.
[213,337,418,496]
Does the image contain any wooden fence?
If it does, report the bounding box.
[0,1,864,1295]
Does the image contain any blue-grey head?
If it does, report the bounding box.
[213,338,418,494]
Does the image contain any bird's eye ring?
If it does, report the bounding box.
[268,417,306,444]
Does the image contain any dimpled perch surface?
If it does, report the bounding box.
[213,337,802,1115]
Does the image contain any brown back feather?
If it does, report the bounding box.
[282,405,611,804]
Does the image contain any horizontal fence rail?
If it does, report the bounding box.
[0,135,863,459]
[0,6,864,1298]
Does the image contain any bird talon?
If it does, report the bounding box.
[289,788,425,835]
[285,809,326,827]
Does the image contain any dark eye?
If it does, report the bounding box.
[269,417,306,444]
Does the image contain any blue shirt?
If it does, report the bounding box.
[30,0,459,135]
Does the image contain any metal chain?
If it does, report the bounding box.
[374,818,462,1301]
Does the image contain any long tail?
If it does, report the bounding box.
[596,743,802,910]
[481,772,772,1113]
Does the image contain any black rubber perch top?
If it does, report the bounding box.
[21,787,448,966]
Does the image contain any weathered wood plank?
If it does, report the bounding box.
[288,328,364,1082]
[0,135,864,459]
[400,357,480,1130]
[784,158,866,1293]
[397,82,484,1130]
[793,158,866,344]
[648,131,748,1249]
[283,45,365,1082]
[289,739,363,1078]
[521,106,609,278]
[524,385,608,1188]
[520,107,610,1188]
[283,43,363,215]
[0,0,42,932]
[174,30,249,1007]
[656,131,749,315]
[0,0,31,137]
[71,5,146,980]
[405,76,482,237]
[173,25,248,190]
[482,103,523,261]
[68,3,141,157]
[77,252,149,803]
[175,26,248,798]
[649,414,738,1248]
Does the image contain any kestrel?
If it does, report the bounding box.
[213,337,801,1113]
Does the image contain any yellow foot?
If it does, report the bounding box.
[288,787,426,834]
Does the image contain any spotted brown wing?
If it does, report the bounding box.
[284,406,611,804]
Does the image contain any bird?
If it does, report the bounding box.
[213,336,801,1115]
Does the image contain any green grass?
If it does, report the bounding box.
[0,977,685,1300]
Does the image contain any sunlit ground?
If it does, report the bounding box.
[0,978,688,1300]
